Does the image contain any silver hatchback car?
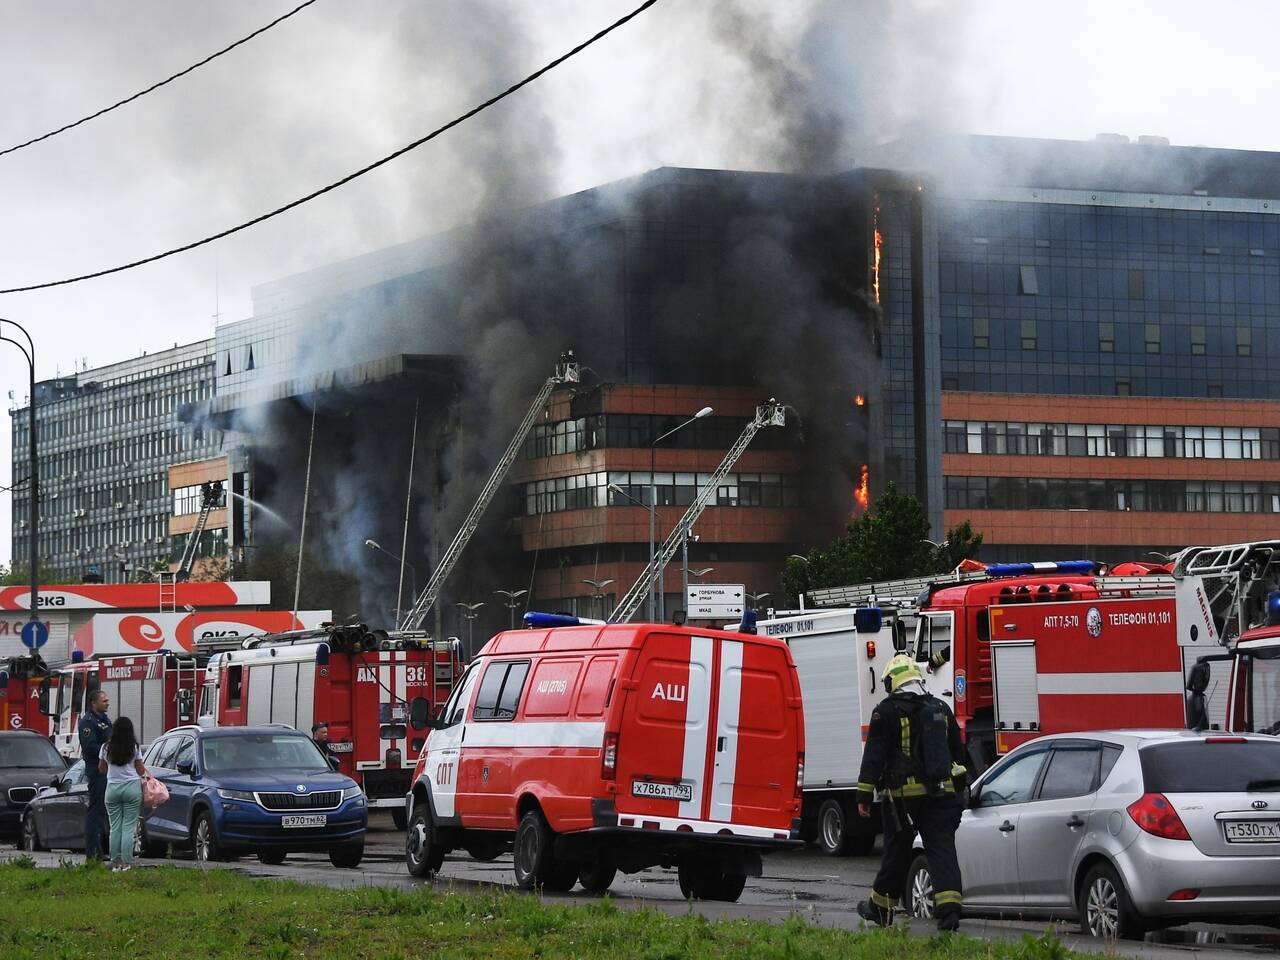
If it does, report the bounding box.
[906,730,1280,939]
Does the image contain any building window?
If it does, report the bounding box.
[1099,322,1114,353]
[1207,383,1223,398]
[1020,319,1037,351]
[1144,324,1161,354]
[1237,327,1252,357]
[1191,325,1206,356]
[973,318,989,349]
[1128,269,1145,299]
[1115,379,1132,396]
[1019,265,1039,295]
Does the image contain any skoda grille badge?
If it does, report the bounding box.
[296,784,306,793]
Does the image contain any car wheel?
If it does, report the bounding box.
[20,813,42,852]
[677,859,746,902]
[329,842,364,869]
[391,806,408,831]
[405,805,445,878]
[193,811,224,864]
[817,798,851,856]
[465,839,504,862]
[906,854,934,919]
[1080,862,1147,941]
[513,809,572,891]
[135,820,165,858]
[258,849,287,865]
[578,856,618,895]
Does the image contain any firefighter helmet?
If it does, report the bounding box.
[881,654,923,694]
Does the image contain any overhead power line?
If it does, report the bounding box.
[0,0,321,160]
[0,0,661,296]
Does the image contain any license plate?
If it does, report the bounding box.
[632,780,692,802]
[1224,819,1280,843]
[281,814,327,828]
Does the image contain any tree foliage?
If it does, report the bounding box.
[782,482,984,598]
[0,564,79,586]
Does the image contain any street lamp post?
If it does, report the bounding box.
[456,601,485,659]
[365,539,418,626]
[684,564,714,619]
[648,406,712,622]
[747,590,772,610]
[494,589,528,630]
[581,578,615,621]
[1,319,37,627]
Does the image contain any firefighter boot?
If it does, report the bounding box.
[856,894,894,927]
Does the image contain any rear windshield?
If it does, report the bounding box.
[0,736,62,768]
[1140,740,1280,793]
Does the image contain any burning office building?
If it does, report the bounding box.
[190,165,914,637]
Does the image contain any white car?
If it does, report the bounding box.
[906,730,1280,939]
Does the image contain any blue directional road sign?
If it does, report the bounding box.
[20,620,49,650]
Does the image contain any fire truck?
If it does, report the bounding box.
[196,624,463,827]
[0,655,52,735]
[770,542,1280,855]
[39,650,204,760]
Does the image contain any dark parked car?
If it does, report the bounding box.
[141,725,367,867]
[20,760,109,852]
[1,730,66,838]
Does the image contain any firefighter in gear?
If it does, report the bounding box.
[855,654,967,931]
[79,689,113,861]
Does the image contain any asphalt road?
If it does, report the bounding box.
[5,813,1278,959]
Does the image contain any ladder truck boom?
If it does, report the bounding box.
[399,353,580,631]
[609,399,786,624]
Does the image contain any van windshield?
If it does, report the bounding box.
[1140,740,1280,793]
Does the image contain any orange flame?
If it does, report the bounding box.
[872,207,883,305]
[854,464,870,511]
[853,394,865,407]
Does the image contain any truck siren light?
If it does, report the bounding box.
[984,560,1095,579]
[71,650,85,663]
[853,607,883,634]
[1267,590,1280,626]
[522,612,582,629]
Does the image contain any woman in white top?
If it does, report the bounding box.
[98,716,147,871]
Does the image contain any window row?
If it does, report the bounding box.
[944,475,1280,514]
[518,470,801,517]
[960,317,1256,355]
[173,483,227,517]
[521,413,790,460]
[944,421,1280,460]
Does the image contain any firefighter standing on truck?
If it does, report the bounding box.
[854,654,968,932]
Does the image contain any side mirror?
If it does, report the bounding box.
[327,755,341,771]
[968,785,983,808]
[38,678,52,716]
[176,758,195,776]
[408,697,432,731]
[49,775,63,789]
[893,621,908,653]
[176,689,194,722]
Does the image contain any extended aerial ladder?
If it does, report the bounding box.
[1173,540,1280,645]
[609,399,787,623]
[159,480,224,609]
[400,353,580,631]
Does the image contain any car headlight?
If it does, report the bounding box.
[342,786,365,802]
[217,788,257,803]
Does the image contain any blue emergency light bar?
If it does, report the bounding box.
[521,612,608,629]
[984,560,1095,578]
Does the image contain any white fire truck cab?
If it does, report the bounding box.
[198,626,461,826]
[41,651,203,759]
[405,616,805,901]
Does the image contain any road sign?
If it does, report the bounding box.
[19,620,48,649]
[685,584,745,620]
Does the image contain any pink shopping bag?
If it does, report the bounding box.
[142,776,169,810]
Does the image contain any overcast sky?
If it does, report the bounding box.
[1,0,1275,566]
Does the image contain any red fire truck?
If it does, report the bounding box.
[40,650,204,760]
[198,625,463,827]
[0,656,52,735]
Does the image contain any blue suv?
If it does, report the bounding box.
[141,726,367,867]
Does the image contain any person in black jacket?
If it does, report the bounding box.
[78,689,112,861]
[854,654,968,932]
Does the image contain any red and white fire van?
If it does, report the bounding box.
[0,656,51,735]
[404,619,805,901]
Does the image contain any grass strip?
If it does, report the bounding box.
[0,858,1085,960]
